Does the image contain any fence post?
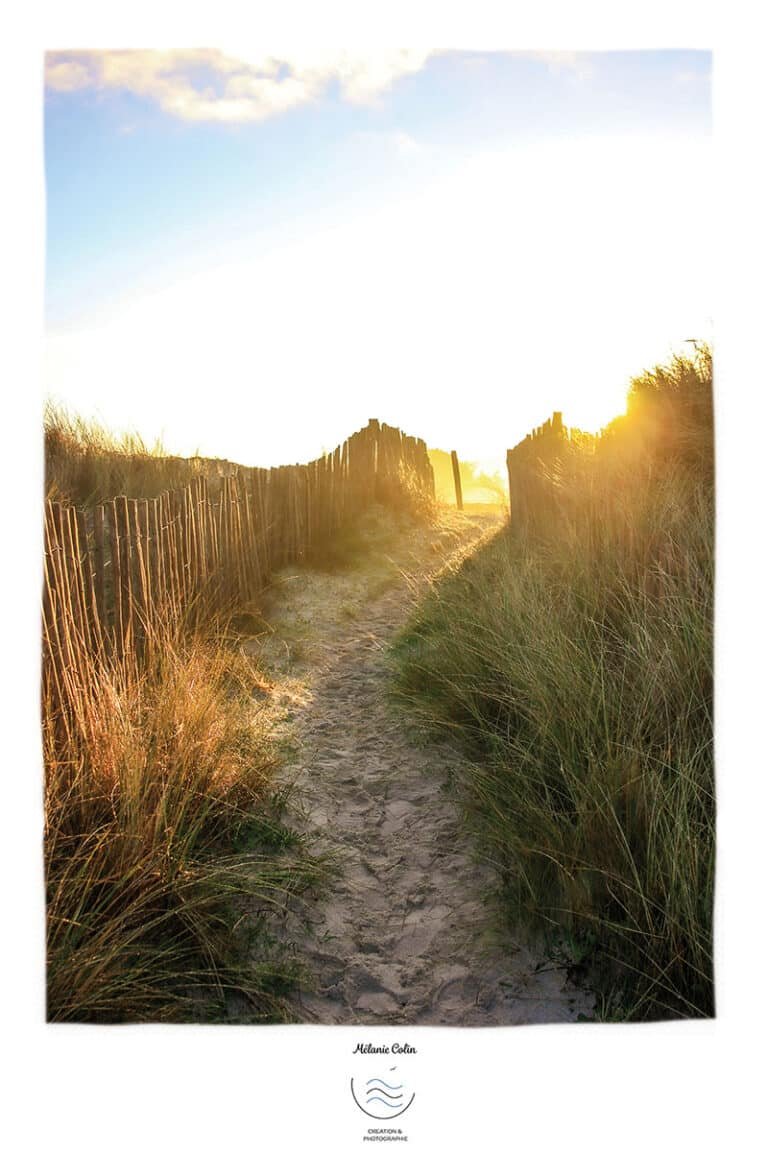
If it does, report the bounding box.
[450,450,463,511]
[506,448,514,522]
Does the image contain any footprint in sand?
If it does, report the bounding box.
[250,512,595,1026]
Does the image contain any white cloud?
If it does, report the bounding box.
[44,48,432,122]
[44,59,93,92]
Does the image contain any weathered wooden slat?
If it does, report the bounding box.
[209,493,220,578]
[55,505,88,694]
[173,489,188,605]
[42,506,72,741]
[76,506,103,657]
[241,482,257,592]
[152,498,166,614]
[117,496,134,655]
[107,500,124,658]
[230,477,246,599]
[140,500,153,624]
[191,478,204,591]
[218,481,230,598]
[164,491,180,608]
[184,484,197,596]
[196,478,209,587]
[131,499,150,641]
[65,506,92,660]
[92,504,107,633]
[451,450,464,511]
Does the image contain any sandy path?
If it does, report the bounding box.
[249,511,594,1025]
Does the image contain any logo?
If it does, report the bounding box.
[350,1068,415,1120]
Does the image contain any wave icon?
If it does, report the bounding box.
[351,1071,415,1120]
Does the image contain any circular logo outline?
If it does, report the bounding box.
[350,1076,416,1120]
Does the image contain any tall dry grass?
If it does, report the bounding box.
[44,403,231,506]
[43,406,433,1020]
[393,347,714,1019]
[45,611,322,1022]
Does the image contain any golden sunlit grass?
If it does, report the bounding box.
[393,347,714,1019]
[43,410,434,1022]
[45,402,211,506]
[45,611,324,1022]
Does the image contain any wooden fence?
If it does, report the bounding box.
[43,419,433,733]
[506,411,598,527]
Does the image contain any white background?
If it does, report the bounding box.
[2,3,766,1149]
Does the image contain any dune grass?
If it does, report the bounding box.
[43,404,437,1021]
[392,348,714,1020]
[45,612,324,1022]
[44,402,227,507]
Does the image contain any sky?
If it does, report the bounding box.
[44,48,711,470]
